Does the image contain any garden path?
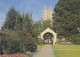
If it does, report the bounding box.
[33,44,55,57]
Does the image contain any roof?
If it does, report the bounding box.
[40,28,56,35]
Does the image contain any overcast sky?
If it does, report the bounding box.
[0,0,58,29]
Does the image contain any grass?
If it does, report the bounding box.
[37,44,43,48]
[54,50,80,57]
[52,45,80,49]
[53,45,80,57]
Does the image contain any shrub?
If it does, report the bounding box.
[26,51,33,57]
[56,39,62,44]
[36,38,44,45]
[57,36,65,39]
[37,44,43,48]
[18,31,37,52]
[67,34,80,44]
[0,30,37,54]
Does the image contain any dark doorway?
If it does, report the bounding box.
[43,32,53,44]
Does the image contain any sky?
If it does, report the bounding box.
[0,0,58,29]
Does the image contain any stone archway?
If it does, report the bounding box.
[43,32,53,44]
[40,28,57,45]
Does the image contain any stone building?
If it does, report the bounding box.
[40,5,57,45]
[43,5,52,21]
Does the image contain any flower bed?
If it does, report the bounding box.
[0,53,30,57]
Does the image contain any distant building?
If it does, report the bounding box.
[43,5,52,21]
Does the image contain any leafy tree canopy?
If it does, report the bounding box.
[32,20,53,38]
[53,0,80,36]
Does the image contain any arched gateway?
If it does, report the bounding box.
[40,28,57,45]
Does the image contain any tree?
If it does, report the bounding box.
[14,12,23,31]
[53,0,80,36]
[2,7,17,30]
[23,13,33,34]
[32,20,52,38]
[0,6,37,54]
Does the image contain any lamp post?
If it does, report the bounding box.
[78,28,80,33]
[41,22,43,25]
[50,22,53,29]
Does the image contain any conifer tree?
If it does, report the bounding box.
[2,7,17,30]
[14,12,23,31]
[23,13,33,34]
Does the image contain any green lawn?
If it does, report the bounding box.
[54,50,80,57]
[52,45,80,49]
[53,45,80,57]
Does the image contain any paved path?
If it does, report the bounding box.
[33,44,55,57]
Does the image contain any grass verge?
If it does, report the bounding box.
[52,45,80,49]
[53,45,80,57]
[54,50,80,57]
[37,44,43,48]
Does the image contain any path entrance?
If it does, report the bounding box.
[43,32,53,44]
[40,28,57,45]
[33,44,55,57]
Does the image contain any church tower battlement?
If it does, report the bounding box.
[43,5,52,21]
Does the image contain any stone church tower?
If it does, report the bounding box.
[43,5,52,21]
